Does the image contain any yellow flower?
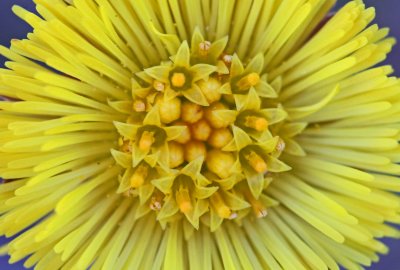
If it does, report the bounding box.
[0,0,399,269]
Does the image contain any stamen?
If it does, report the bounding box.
[237,72,260,91]
[139,131,155,152]
[199,41,211,56]
[133,100,146,112]
[184,141,206,162]
[244,116,268,131]
[130,164,148,188]
[171,72,186,88]
[244,190,268,218]
[191,119,211,141]
[210,192,232,219]
[181,102,204,123]
[245,151,268,174]
[176,187,193,214]
[153,80,165,92]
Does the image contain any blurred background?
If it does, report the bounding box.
[0,0,398,269]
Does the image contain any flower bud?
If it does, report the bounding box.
[168,141,184,168]
[181,102,203,123]
[191,119,211,141]
[204,102,231,128]
[206,149,235,179]
[173,121,191,144]
[198,78,221,103]
[158,96,181,124]
[208,128,233,148]
[185,141,206,162]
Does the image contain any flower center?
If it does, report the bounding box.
[112,32,290,230]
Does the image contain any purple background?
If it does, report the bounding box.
[0,0,399,269]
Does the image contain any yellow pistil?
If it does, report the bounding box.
[191,119,211,141]
[206,149,235,179]
[198,78,222,103]
[199,41,211,57]
[244,116,268,131]
[208,128,233,148]
[139,131,155,152]
[237,72,260,91]
[171,72,186,88]
[245,151,268,174]
[210,192,232,219]
[181,102,203,123]
[153,80,165,92]
[168,141,184,168]
[173,121,191,144]
[185,141,206,162]
[244,190,268,218]
[132,99,145,112]
[176,187,193,214]
[130,164,148,188]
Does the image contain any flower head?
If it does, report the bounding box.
[0,0,400,269]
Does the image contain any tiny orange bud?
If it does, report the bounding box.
[181,101,204,123]
[204,102,231,129]
[206,149,235,179]
[208,128,233,148]
[168,141,184,168]
[185,141,206,162]
[191,119,211,141]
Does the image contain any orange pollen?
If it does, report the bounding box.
[176,188,193,214]
[237,72,260,90]
[244,116,268,131]
[171,72,186,88]
[245,151,268,174]
[139,131,155,152]
[130,165,148,188]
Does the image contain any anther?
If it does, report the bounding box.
[139,131,155,152]
[176,187,193,214]
[237,72,260,91]
[171,72,186,88]
[153,80,165,92]
[245,151,268,174]
[244,190,268,218]
[210,192,232,219]
[130,164,148,188]
[199,41,211,57]
[244,116,268,131]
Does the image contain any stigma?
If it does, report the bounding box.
[237,72,260,91]
[245,151,268,174]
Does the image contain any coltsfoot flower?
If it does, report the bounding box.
[0,0,400,269]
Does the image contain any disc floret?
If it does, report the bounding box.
[112,32,290,229]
